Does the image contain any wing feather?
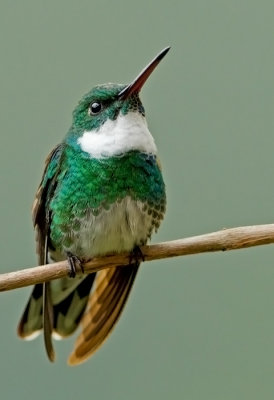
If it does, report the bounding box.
[32,144,64,264]
[18,144,64,362]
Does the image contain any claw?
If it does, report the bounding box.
[129,246,145,265]
[66,252,84,278]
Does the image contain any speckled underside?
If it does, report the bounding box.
[45,146,166,258]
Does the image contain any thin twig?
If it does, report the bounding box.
[1,223,274,292]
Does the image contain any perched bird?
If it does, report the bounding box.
[17,47,169,365]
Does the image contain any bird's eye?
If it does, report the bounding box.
[89,102,102,115]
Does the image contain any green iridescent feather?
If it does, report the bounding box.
[42,145,165,252]
[70,84,144,133]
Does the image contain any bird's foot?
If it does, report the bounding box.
[66,252,84,278]
[129,246,145,265]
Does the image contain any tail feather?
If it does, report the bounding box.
[43,282,55,362]
[17,274,96,344]
[18,264,138,366]
[53,273,96,337]
[68,264,139,366]
[17,284,43,338]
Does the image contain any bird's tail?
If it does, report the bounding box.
[68,263,139,366]
[17,273,96,344]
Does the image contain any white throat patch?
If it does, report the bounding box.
[77,111,157,158]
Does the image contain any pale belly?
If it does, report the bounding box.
[48,196,154,305]
[50,196,155,261]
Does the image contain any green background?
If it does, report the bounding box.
[1,1,274,398]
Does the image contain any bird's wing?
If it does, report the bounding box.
[32,143,64,265]
[68,263,139,365]
[18,143,64,362]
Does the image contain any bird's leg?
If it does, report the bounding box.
[66,252,84,278]
[129,245,145,265]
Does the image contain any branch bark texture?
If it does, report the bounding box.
[1,223,274,292]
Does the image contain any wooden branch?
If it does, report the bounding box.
[1,223,274,293]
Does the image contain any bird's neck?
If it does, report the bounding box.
[67,111,157,159]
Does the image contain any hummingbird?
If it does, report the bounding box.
[17,47,169,365]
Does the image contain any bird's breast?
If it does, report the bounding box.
[49,148,166,261]
[50,196,158,260]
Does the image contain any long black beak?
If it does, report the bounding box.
[118,47,170,99]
